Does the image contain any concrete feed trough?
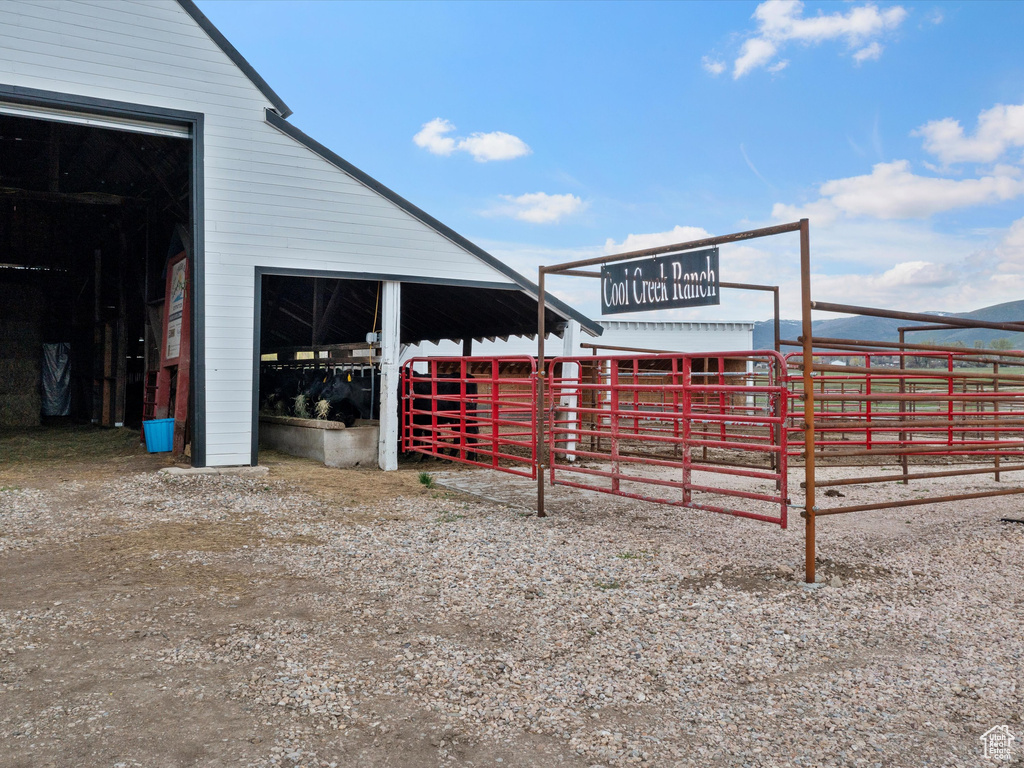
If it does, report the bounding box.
[259,416,378,468]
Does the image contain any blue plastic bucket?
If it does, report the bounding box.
[143,418,175,453]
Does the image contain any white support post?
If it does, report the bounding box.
[560,320,581,462]
[378,281,401,471]
[747,358,755,412]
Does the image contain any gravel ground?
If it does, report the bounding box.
[1,437,1022,767]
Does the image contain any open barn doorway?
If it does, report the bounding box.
[0,104,194,449]
[256,274,384,468]
[254,272,588,469]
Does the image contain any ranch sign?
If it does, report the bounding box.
[600,247,720,315]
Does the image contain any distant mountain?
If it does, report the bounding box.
[753,320,801,350]
[752,299,1024,351]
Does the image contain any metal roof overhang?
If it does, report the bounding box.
[262,110,601,340]
[259,273,590,350]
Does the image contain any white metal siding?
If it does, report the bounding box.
[595,321,754,355]
[0,0,519,465]
[402,321,755,361]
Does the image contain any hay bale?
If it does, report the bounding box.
[0,320,42,355]
[0,392,41,427]
[0,283,44,426]
[0,358,40,394]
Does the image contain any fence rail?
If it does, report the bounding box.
[398,349,1024,535]
[400,356,537,478]
[783,352,1024,471]
[546,351,790,527]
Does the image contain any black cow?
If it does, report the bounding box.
[260,367,380,426]
[403,370,479,461]
[260,368,318,417]
[344,371,380,420]
[312,370,379,427]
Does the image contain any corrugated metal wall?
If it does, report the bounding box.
[402,321,755,361]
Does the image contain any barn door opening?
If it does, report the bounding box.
[0,102,194,454]
[255,274,384,467]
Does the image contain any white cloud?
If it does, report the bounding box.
[1001,216,1024,254]
[413,118,531,162]
[853,41,883,64]
[458,131,532,162]
[479,215,1024,323]
[773,160,1024,222]
[413,117,457,156]
[734,38,778,79]
[727,0,906,78]
[701,56,726,76]
[817,260,958,295]
[913,103,1024,165]
[754,0,906,44]
[603,225,712,254]
[486,192,585,224]
[775,101,1024,228]
[810,261,959,313]
[480,232,787,322]
[804,217,1024,315]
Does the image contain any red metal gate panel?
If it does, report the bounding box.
[401,356,537,478]
[547,351,789,527]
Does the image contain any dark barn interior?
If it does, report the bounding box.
[257,274,574,425]
[260,275,569,353]
[0,113,190,430]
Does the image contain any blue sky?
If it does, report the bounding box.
[198,0,1024,322]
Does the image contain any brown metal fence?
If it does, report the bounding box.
[396,216,1024,584]
[784,351,1024,467]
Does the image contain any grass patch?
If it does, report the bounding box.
[436,512,464,523]
[617,550,652,560]
[594,579,622,590]
[418,472,435,488]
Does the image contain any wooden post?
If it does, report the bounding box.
[378,280,401,471]
[102,323,113,426]
[312,277,323,353]
[114,226,128,427]
[92,249,102,424]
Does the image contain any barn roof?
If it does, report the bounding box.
[175,0,293,118]
[178,0,601,339]
[265,112,602,338]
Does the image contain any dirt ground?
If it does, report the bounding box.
[1,426,1022,768]
[0,429,455,768]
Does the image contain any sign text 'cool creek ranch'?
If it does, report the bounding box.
[600,247,720,315]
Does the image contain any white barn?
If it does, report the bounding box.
[405,320,755,360]
[0,0,597,468]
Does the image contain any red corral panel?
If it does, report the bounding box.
[401,356,537,478]
[547,351,789,527]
